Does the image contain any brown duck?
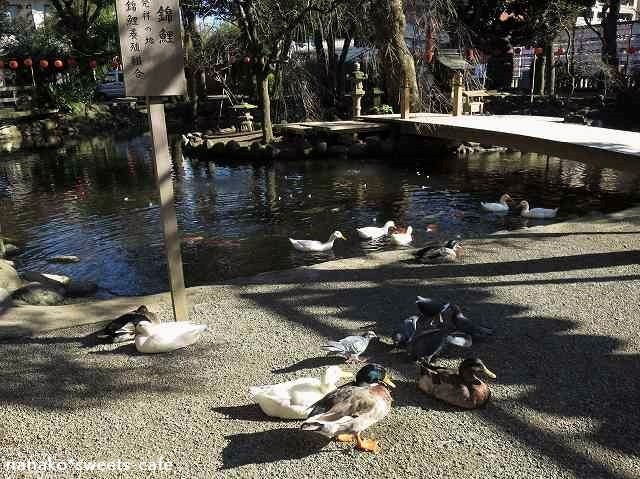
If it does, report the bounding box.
[417,358,496,409]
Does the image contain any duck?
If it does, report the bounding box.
[481,193,512,212]
[356,221,395,240]
[518,200,558,218]
[97,305,159,343]
[407,328,472,364]
[414,239,463,264]
[392,315,420,348]
[417,357,496,409]
[289,231,346,252]
[390,226,413,246]
[301,363,395,453]
[134,320,207,353]
[450,304,494,338]
[249,366,354,419]
[321,331,377,363]
[415,296,450,327]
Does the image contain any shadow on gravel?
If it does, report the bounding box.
[220,428,332,470]
[272,356,344,374]
[213,404,290,423]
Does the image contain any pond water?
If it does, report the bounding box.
[1,135,639,297]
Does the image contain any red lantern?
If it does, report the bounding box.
[534,47,544,55]
[243,56,251,64]
[67,58,78,67]
[556,47,565,55]
[0,60,4,69]
[54,59,64,69]
[9,60,18,70]
[514,47,521,55]
[628,47,637,55]
[39,59,49,69]
[89,59,97,69]
[23,58,33,68]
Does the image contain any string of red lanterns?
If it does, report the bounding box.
[0,58,105,70]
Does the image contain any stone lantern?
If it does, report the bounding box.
[351,62,367,118]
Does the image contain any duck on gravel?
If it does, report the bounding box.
[301,364,395,453]
[390,226,413,246]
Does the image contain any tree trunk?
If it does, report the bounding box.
[535,54,546,95]
[313,27,328,79]
[372,0,419,110]
[544,44,555,96]
[603,0,620,69]
[336,33,352,99]
[258,71,273,143]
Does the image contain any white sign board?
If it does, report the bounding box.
[115,0,187,96]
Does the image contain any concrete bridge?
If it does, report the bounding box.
[360,113,640,173]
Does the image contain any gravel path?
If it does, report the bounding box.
[1,208,639,478]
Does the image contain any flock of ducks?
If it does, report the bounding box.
[289,194,559,253]
[249,294,497,453]
[94,192,558,453]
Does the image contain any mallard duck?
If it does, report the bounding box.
[356,221,395,240]
[481,194,512,212]
[451,305,494,338]
[134,320,207,353]
[249,366,354,419]
[390,226,413,246]
[407,328,472,363]
[289,231,346,252]
[392,315,419,348]
[417,358,496,409]
[97,305,159,343]
[322,331,376,363]
[415,240,462,264]
[518,200,558,218]
[415,296,450,326]
[301,363,395,453]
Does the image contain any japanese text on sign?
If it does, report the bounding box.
[115,0,186,96]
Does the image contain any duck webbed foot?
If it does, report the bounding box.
[335,433,355,443]
[355,433,380,453]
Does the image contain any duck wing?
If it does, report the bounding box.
[305,384,376,420]
[412,242,442,258]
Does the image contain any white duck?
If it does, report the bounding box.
[481,193,512,212]
[390,226,413,246]
[356,220,395,240]
[518,200,558,219]
[289,231,346,252]
[134,320,207,354]
[249,366,353,419]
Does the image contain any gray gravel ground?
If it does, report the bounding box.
[1,208,639,478]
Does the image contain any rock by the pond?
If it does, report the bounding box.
[348,142,367,157]
[225,140,241,153]
[212,142,226,155]
[65,280,98,297]
[314,141,328,155]
[12,282,65,306]
[2,243,21,257]
[328,145,348,156]
[0,260,21,292]
[21,271,71,286]
[263,144,280,159]
[47,255,81,263]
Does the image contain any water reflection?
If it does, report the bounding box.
[1,136,639,297]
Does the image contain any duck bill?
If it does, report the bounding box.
[482,367,497,379]
[382,376,396,388]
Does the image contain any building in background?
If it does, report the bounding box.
[576,0,639,26]
[3,0,50,29]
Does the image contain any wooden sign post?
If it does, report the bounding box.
[116,0,188,321]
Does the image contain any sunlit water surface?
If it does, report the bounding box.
[1,135,638,297]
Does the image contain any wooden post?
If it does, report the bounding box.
[451,71,464,116]
[400,78,410,119]
[146,97,188,321]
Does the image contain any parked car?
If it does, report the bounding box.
[95,70,125,100]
